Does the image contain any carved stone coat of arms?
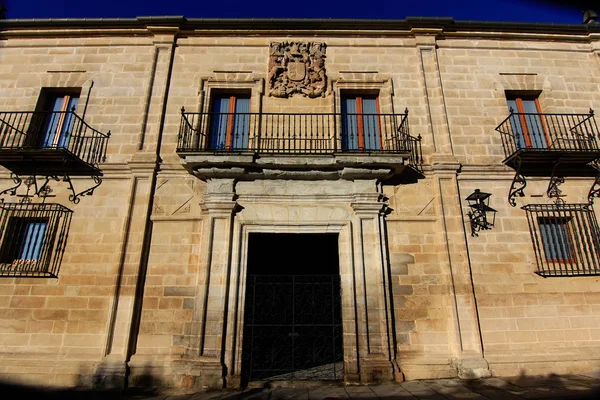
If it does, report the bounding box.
[267,41,327,98]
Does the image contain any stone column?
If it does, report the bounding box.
[350,190,399,383]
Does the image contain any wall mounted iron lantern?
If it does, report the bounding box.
[466,189,497,237]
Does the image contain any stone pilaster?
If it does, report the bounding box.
[99,153,159,388]
[432,163,490,378]
[350,192,399,383]
[414,30,453,156]
[168,178,238,389]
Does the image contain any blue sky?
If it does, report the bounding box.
[1,0,591,24]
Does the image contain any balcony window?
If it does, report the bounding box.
[0,202,73,278]
[507,96,548,149]
[523,203,600,277]
[209,94,250,150]
[341,95,381,152]
[36,92,80,148]
[496,102,600,177]
[0,88,110,177]
[177,106,421,162]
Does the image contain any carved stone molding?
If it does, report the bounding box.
[268,41,328,98]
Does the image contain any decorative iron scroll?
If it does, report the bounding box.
[0,173,102,205]
[589,161,600,205]
[64,175,102,204]
[268,42,327,98]
[0,174,59,204]
[508,157,527,207]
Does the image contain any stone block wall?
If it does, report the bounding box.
[0,30,160,385]
[0,19,599,388]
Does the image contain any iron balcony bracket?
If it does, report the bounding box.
[588,161,600,205]
[508,156,527,207]
[0,173,58,204]
[0,172,103,204]
[547,158,565,201]
[64,175,102,204]
[35,175,60,199]
[0,173,23,198]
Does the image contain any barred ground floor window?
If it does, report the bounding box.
[0,202,72,278]
[523,203,600,277]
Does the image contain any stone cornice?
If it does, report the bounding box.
[1,16,599,39]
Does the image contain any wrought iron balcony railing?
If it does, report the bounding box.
[0,202,73,278]
[523,202,600,277]
[0,110,111,176]
[177,109,422,166]
[496,109,600,165]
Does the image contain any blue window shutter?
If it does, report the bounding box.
[342,97,358,151]
[540,219,573,262]
[42,96,65,147]
[19,221,47,260]
[521,99,547,148]
[210,96,231,149]
[233,96,250,149]
[507,99,526,149]
[42,94,80,148]
[58,96,80,148]
[361,98,381,150]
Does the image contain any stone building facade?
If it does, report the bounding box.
[1,16,600,390]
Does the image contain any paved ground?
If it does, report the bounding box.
[3,371,600,399]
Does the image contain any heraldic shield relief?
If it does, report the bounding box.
[268,42,327,98]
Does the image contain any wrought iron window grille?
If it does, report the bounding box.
[0,201,73,278]
[523,202,600,277]
[0,108,110,204]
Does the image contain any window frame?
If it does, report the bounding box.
[208,91,251,151]
[341,93,383,152]
[538,216,576,264]
[30,88,81,148]
[506,94,550,149]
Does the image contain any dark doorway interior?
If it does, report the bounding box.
[241,233,343,385]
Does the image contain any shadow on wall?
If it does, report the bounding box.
[461,370,600,400]
[2,369,600,399]
[0,364,162,399]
